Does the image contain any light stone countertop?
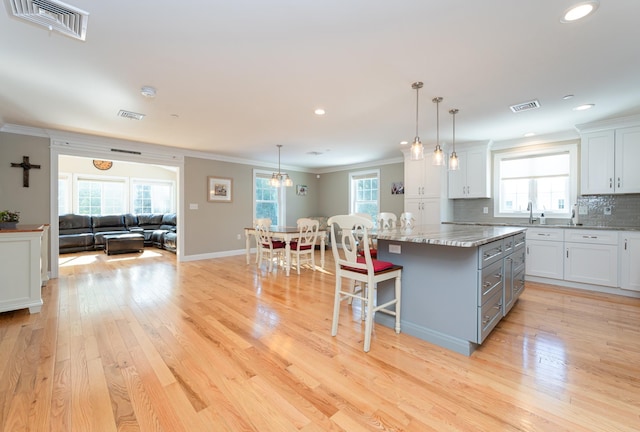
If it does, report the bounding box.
[375,224,526,248]
[445,222,640,232]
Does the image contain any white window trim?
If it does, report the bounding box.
[349,169,380,215]
[58,172,72,215]
[493,143,578,218]
[253,169,286,226]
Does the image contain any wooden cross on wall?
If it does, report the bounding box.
[10,156,41,187]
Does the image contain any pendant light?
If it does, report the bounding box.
[410,82,425,161]
[449,109,459,171]
[269,145,293,187]
[432,97,444,165]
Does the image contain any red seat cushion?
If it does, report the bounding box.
[357,248,378,258]
[263,241,285,249]
[342,257,395,274]
[290,242,312,250]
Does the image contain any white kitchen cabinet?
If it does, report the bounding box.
[403,150,443,224]
[525,228,564,280]
[404,197,441,226]
[580,126,640,194]
[448,143,491,199]
[564,230,618,287]
[619,231,640,292]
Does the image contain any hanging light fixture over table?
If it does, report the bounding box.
[449,109,459,171]
[410,82,425,161]
[270,144,293,187]
[432,96,444,165]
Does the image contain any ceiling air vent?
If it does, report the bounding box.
[510,99,541,113]
[118,110,145,121]
[7,0,89,41]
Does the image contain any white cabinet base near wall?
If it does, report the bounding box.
[526,227,640,298]
[620,231,640,292]
[0,227,45,314]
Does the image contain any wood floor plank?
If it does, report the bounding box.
[1,249,639,431]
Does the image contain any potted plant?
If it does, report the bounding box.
[0,210,20,230]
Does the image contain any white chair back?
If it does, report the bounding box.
[329,214,375,273]
[377,212,397,230]
[295,218,319,250]
[400,212,415,229]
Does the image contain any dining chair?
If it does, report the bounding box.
[351,212,377,257]
[377,212,398,230]
[328,214,403,352]
[290,218,319,274]
[255,218,285,272]
[400,212,415,229]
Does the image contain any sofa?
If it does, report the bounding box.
[59,213,177,254]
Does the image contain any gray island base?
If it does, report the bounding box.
[374,224,526,356]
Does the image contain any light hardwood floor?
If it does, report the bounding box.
[1,248,639,431]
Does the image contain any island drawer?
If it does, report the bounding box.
[511,247,526,273]
[479,259,503,305]
[513,268,526,298]
[478,239,503,268]
[478,290,503,343]
[513,232,526,249]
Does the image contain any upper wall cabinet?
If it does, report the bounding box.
[448,142,491,199]
[579,118,640,195]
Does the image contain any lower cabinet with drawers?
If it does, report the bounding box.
[526,227,640,297]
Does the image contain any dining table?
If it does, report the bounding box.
[244,225,327,276]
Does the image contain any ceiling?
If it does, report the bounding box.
[1,0,639,171]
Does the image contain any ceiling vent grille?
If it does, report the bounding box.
[510,99,541,113]
[117,110,145,121]
[7,0,89,41]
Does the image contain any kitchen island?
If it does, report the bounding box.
[374,224,526,356]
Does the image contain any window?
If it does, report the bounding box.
[494,144,577,218]
[350,170,379,221]
[254,170,285,225]
[132,180,174,214]
[76,177,127,215]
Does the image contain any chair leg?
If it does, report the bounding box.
[395,275,402,334]
[331,277,342,336]
[363,280,376,353]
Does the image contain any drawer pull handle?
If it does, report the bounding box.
[537,233,551,236]
[582,235,598,239]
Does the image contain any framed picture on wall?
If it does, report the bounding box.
[207,176,232,203]
[296,184,308,196]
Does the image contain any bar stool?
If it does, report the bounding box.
[328,214,403,352]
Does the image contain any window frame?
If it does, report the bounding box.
[253,169,286,226]
[493,143,578,219]
[131,178,176,214]
[349,169,380,220]
[73,174,129,216]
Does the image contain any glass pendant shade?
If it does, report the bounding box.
[410,137,424,161]
[448,108,460,171]
[432,97,445,166]
[409,82,425,161]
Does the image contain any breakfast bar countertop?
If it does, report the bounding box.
[374,224,526,248]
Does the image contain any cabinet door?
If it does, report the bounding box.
[404,158,425,199]
[404,198,440,226]
[565,242,618,287]
[448,151,467,198]
[615,126,640,194]
[580,130,615,194]
[465,148,490,198]
[620,232,640,291]
[525,239,564,279]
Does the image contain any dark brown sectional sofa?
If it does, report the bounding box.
[59,213,177,254]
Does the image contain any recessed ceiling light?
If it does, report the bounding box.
[314,108,326,116]
[562,94,575,100]
[140,86,157,98]
[561,1,599,23]
[524,132,536,137]
[574,104,595,111]
[400,141,409,145]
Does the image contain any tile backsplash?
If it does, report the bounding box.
[451,194,640,228]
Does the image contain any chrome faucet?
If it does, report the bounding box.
[527,201,537,224]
